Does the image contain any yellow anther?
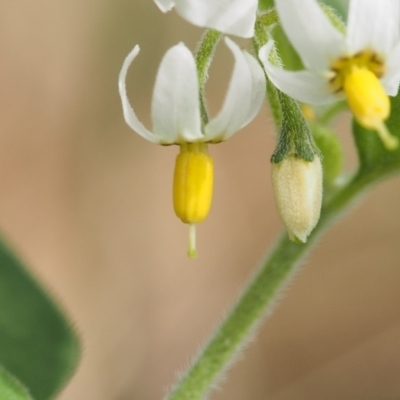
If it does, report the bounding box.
[173,142,214,258]
[343,67,398,150]
[344,68,389,125]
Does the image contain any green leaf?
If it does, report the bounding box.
[0,367,33,400]
[353,92,400,180]
[0,237,80,400]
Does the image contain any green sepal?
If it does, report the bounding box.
[310,122,343,184]
[271,92,321,163]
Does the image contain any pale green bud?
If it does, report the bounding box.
[272,155,323,243]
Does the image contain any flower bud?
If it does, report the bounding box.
[272,155,323,243]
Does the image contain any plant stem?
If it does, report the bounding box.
[253,12,283,127]
[194,29,222,127]
[163,170,376,400]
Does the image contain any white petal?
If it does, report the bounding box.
[151,43,203,144]
[204,38,266,142]
[118,45,159,143]
[346,0,400,55]
[381,41,400,96]
[173,0,257,38]
[259,42,337,105]
[153,0,175,12]
[275,0,345,70]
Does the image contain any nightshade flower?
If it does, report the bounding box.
[153,0,258,38]
[259,0,400,150]
[118,38,265,257]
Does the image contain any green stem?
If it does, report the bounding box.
[194,29,222,127]
[163,7,400,400]
[253,12,283,127]
[163,170,377,400]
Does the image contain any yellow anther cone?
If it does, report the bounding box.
[173,143,214,258]
[344,68,398,150]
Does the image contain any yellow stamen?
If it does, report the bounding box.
[343,68,398,150]
[173,142,214,258]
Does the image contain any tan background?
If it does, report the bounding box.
[0,1,399,399]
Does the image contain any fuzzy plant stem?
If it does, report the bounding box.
[164,170,376,400]
[164,10,397,400]
[194,29,222,126]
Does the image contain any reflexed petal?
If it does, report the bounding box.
[174,0,257,38]
[259,42,337,105]
[381,41,400,96]
[347,0,400,55]
[275,0,344,70]
[118,45,159,143]
[204,38,265,142]
[153,0,175,12]
[151,43,203,144]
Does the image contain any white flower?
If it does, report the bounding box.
[153,0,258,38]
[272,155,323,243]
[118,37,265,257]
[119,37,265,145]
[259,0,400,150]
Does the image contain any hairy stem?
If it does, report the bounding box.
[164,170,377,400]
[194,29,222,126]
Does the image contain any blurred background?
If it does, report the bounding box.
[0,1,399,399]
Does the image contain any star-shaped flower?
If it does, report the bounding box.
[118,38,265,257]
[153,0,258,38]
[259,0,400,150]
